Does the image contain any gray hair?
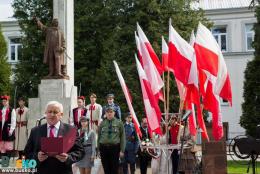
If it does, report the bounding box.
[45,101,63,113]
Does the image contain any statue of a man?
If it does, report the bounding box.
[34,18,68,79]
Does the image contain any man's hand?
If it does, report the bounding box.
[55,153,69,162]
[119,151,124,158]
[38,151,48,162]
[8,131,13,137]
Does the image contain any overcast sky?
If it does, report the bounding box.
[0,0,14,21]
[0,0,13,5]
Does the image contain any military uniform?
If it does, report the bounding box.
[102,103,121,120]
[123,122,139,174]
[98,116,125,174]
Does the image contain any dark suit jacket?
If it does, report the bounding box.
[24,122,84,174]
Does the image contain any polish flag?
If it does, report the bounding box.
[162,36,169,72]
[138,36,164,102]
[113,61,142,138]
[183,30,209,140]
[194,22,232,140]
[137,23,164,75]
[168,21,192,86]
[195,23,232,105]
[135,55,162,135]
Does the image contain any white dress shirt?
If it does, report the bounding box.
[47,121,61,137]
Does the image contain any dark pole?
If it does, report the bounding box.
[251,153,256,174]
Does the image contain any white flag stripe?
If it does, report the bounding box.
[139,37,164,94]
[137,23,150,43]
[113,61,140,128]
[162,36,168,54]
[169,24,193,62]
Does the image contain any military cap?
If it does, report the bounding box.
[106,93,115,98]
[105,106,115,112]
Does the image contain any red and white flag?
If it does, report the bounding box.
[135,55,162,135]
[186,30,209,140]
[162,36,169,72]
[138,36,164,102]
[194,22,232,140]
[137,23,164,75]
[168,21,193,86]
[113,61,142,138]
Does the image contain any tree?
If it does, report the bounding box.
[12,0,52,98]
[240,4,260,137]
[0,25,11,95]
[74,0,210,118]
[13,0,209,119]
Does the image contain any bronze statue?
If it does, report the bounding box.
[34,17,69,79]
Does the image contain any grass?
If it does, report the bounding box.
[228,161,260,174]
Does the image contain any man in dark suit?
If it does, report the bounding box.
[24,101,84,174]
[138,118,151,174]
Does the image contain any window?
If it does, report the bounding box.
[245,24,255,51]
[212,26,227,52]
[8,38,22,63]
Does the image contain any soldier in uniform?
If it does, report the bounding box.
[15,97,29,159]
[102,94,121,120]
[122,112,139,174]
[70,96,87,128]
[85,93,102,131]
[0,95,16,158]
[98,106,125,174]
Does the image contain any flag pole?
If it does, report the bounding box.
[163,73,167,114]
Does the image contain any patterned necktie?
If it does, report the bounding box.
[49,125,55,137]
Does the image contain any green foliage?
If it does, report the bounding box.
[13,0,209,119]
[240,6,260,137]
[0,25,11,95]
[12,0,52,98]
[74,0,209,118]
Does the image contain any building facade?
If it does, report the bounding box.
[0,2,21,68]
[198,0,256,139]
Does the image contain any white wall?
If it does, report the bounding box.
[204,7,256,139]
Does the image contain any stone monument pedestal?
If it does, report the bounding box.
[28,79,77,131]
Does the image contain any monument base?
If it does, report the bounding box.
[28,79,77,131]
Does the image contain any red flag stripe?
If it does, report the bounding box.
[168,42,192,85]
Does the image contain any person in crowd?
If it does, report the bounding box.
[85,93,102,131]
[70,96,87,128]
[138,118,151,174]
[122,112,139,174]
[15,97,29,159]
[0,95,16,158]
[24,101,84,174]
[98,106,125,174]
[169,115,184,174]
[151,122,172,174]
[75,116,96,174]
[102,94,121,120]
